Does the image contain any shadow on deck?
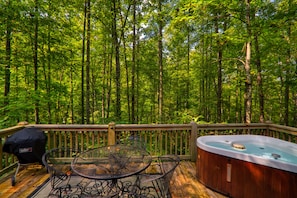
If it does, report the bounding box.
[0,161,226,198]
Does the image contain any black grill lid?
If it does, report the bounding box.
[3,127,47,164]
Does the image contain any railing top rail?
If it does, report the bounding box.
[268,124,297,135]
[114,123,192,131]
[22,123,192,131]
[196,123,270,130]
[0,125,25,137]
[26,124,109,131]
[2,122,297,135]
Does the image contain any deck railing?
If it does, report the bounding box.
[1,122,297,177]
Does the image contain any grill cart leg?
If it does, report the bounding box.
[11,163,21,186]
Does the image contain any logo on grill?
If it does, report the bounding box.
[19,147,33,153]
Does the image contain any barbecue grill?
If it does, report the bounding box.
[3,127,47,186]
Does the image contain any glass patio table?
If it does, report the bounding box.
[71,144,152,197]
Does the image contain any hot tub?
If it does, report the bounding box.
[196,135,297,198]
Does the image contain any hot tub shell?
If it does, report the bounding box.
[196,135,297,198]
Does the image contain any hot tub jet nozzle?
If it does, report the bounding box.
[271,153,281,159]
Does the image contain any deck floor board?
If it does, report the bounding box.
[0,161,226,198]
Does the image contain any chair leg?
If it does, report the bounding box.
[152,180,172,198]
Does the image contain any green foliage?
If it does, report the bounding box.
[0,0,296,127]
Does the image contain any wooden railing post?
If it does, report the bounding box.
[190,121,198,161]
[17,121,29,126]
[108,122,116,145]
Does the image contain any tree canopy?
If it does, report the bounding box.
[1,0,297,127]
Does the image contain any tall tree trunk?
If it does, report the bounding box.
[186,26,190,110]
[70,66,74,124]
[101,44,107,122]
[112,0,121,120]
[244,0,252,124]
[81,0,87,124]
[131,0,136,123]
[34,0,40,124]
[254,33,264,123]
[284,0,293,125]
[107,52,113,119]
[200,28,206,120]
[158,0,163,123]
[119,2,131,123]
[215,15,222,123]
[86,0,91,124]
[4,0,12,114]
[46,0,52,123]
[284,26,291,126]
[235,66,242,122]
[123,41,130,122]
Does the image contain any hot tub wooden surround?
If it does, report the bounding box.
[197,147,297,198]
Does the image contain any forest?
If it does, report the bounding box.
[1,0,297,128]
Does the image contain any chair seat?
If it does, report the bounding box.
[139,173,163,183]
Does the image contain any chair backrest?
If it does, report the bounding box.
[43,148,80,169]
[42,147,80,183]
[158,155,180,195]
[159,155,180,174]
[117,135,147,150]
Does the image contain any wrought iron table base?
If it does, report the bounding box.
[47,177,161,198]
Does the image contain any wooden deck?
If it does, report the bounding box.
[0,161,226,198]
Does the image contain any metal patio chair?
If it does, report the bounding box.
[117,135,147,150]
[137,154,180,198]
[42,147,82,197]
